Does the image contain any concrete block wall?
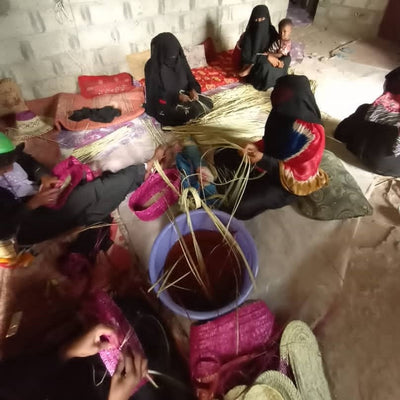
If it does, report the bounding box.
[314,0,389,38]
[0,0,288,100]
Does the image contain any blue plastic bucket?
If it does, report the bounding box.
[148,210,258,320]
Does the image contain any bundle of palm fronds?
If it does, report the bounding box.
[71,125,131,163]
[169,84,272,148]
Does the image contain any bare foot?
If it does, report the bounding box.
[238,65,253,77]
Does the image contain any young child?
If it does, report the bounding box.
[267,18,293,68]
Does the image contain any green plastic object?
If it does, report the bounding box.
[0,133,15,154]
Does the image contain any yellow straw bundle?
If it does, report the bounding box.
[71,125,132,163]
[170,84,272,147]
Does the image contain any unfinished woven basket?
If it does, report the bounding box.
[255,371,301,400]
[280,320,332,400]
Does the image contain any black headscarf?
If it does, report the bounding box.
[243,5,277,55]
[148,33,189,94]
[151,32,184,70]
[270,75,321,123]
[385,66,400,94]
[264,75,322,159]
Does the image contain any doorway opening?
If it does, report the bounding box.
[286,0,319,27]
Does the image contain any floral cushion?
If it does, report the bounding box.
[296,150,373,220]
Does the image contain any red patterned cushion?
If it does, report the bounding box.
[78,73,134,98]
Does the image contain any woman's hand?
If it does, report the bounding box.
[241,143,263,164]
[267,54,280,68]
[189,89,199,101]
[179,93,191,103]
[39,175,61,192]
[197,166,214,188]
[26,187,61,209]
[108,349,148,400]
[145,143,182,180]
[60,324,117,360]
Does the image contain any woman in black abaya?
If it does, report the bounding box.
[144,32,213,126]
[334,66,400,176]
[238,5,291,91]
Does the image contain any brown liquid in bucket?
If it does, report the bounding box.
[163,230,243,312]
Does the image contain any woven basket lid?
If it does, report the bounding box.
[255,371,301,400]
[244,384,284,400]
[224,385,247,400]
[14,111,53,136]
[280,320,331,400]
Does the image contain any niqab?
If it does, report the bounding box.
[244,5,275,55]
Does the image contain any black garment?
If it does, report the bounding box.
[214,148,296,220]
[0,143,24,168]
[214,75,321,218]
[385,66,400,94]
[0,297,195,400]
[144,32,206,125]
[270,75,321,123]
[69,106,121,123]
[153,93,213,126]
[335,104,400,176]
[240,5,290,91]
[0,152,145,244]
[264,74,322,159]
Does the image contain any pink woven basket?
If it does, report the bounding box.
[190,301,276,400]
[128,169,181,221]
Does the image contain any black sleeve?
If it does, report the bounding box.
[0,188,32,240]
[165,90,180,106]
[0,350,64,399]
[255,154,281,183]
[241,34,256,65]
[17,152,51,183]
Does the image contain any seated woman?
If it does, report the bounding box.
[237,5,291,91]
[144,32,213,126]
[0,297,194,400]
[335,67,400,176]
[214,75,328,220]
[0,133,172,245]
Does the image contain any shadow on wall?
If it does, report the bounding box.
[0,0,10,16]
[216,19,245,52]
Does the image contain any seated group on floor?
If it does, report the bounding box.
[0,3,399,400]
[0,2,398,247]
